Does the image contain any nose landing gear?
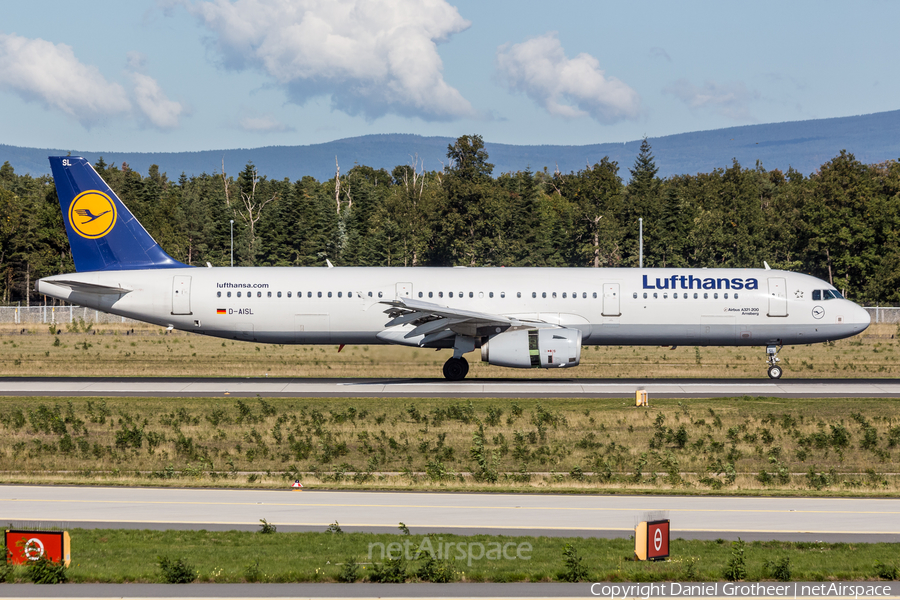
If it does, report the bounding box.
[766,344,783,379]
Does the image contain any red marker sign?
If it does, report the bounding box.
[5,530,71,567]
[647,520,669,560]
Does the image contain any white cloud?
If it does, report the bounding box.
[495,32,640,123]
[130,72,186,129]
[0,33,185,130]
[0,33,131,127]
[664,79,759,121]
[187,0,474,121]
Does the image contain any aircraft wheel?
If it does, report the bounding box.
[443,357,469,381]
[767,365,783,379]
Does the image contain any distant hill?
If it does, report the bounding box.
[3,110,900,182]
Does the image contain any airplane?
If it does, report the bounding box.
[37,156,871,381]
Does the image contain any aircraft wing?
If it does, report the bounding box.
[38,279,132,295]
[381,297,523,345]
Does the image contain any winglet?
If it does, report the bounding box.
[764,261,771,270]
[49,157,187,272]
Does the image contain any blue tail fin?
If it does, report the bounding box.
[50,156,187,272]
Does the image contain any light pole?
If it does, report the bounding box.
[230,220,234,267]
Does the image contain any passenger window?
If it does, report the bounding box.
[439,292,443,298]
[267,291,271,298]
[582,292,587,298]
[714,293,718,299]
[308,292,312,298]
[256,291,261,298]
[653,293,658,299]
[318,292,322,298]
[277,291,281,298]
[237,291,241,298]
[338,291,342,298]
[674,293,678,299]
[479,292,484,298]
[217,291,221,297]
[724,293,729,299]
[734,293,738,299]
[328,291,332,298]
[552,292,557,299]
[693,293,698,299]
[663,293,668,299]
[489,292,494,298]
[459,291,463,298]
[469,292,474,298]
[428,292,433,298]
[517,292,521,298]
[562,292,567,299]
[633,292,638,299]
[367,291,372,297]
[592,292,597,299]
[288,292,292,298]
[378,291,383,298]
[812,290,821,301]
[227,291,232,298]
[542,292,546,298]
[704,293,708,299]
[418,292,423,298]
[449,292,454,298]
[500,292,505,298]
[643,292,647,299]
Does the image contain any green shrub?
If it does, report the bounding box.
[26,555,68,584]
[244,559,263,582]
[765,557,792,581]
[157,555,196,583]
[558,543,588,582]
[369,557,406,583]
[723,539,747,581]
[415,556,455,583]
[874,560,898,580]
[337,559,360,583]
[258,518,276,534]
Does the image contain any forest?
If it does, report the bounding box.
[1,134,898,306]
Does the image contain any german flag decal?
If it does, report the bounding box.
[217,309,226,315]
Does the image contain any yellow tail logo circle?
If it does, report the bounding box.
[68,190,117,239]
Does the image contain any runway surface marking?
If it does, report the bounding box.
[4,495,900,516]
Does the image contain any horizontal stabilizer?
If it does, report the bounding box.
[38,279,131,295]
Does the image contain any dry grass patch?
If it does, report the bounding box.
[1,396,898,495]
[1,323,899,379]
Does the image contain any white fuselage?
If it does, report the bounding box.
[37,267,871,348]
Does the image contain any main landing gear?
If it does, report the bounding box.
[766,344,783,379]
[443,356,469,381]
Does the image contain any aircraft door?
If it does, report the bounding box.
[171,276,192,315]
[767,277,788,317]
[602,283,621,316]
[396,282,413,299]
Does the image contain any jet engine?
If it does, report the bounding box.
[480,328,582,369]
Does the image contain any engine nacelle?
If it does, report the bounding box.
[481,328,582,369]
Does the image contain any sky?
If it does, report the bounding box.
[1,0,898,153]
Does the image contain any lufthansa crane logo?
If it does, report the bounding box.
[68,190,117,239]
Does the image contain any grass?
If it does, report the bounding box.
[1,322,899,379]
[1,395,898,494]
[1,529,898,583]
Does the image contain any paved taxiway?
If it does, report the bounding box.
[3,486,898,543]
[3,376,900,398]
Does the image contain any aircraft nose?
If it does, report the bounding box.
[854,304,872,330]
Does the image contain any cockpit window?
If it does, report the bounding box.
[812,290,821,301]
[824,289,842,300]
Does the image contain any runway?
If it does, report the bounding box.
[2,376,900,398]
[3,485,899,543]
